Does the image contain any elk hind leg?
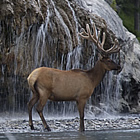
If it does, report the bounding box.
[27,93,39,130]
[36,93,51,131]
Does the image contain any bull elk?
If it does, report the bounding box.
[27,23,121,132]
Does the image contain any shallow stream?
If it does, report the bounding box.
[0,114,140,140]
[2,129,140,140]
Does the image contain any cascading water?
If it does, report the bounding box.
[43,0,83,116]
[0,0,122,117]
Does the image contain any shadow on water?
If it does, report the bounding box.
[1,129,140,140]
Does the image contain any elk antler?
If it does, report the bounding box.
[79,23,120,56]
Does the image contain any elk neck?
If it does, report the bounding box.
[86,60,107,87]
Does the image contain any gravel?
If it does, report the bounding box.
[0,115,140,133]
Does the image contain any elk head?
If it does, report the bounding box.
[79,23,121,72]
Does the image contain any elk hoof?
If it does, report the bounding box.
[79,128,85,132]
[30,125,34,130]
[45,126,51,131]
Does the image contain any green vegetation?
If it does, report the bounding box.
[110,0,117,11]
[110,0,140,41]
[118,5,134,33]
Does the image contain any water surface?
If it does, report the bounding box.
[2,129,140,140]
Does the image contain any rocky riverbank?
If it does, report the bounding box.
[0,115,140,133]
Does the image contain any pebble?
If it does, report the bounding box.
[0,116,140,133]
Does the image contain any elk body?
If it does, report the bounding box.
[27,23,121,132]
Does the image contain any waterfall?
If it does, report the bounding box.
[0,0,122,117]
[41,0,83,117]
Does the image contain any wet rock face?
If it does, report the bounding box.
[118,32,140,113]
[0,0,115,112]
[121,78,140,113]
[0,0,48,76]
[0,0,48,32]
[0,0,116,76]
[0,0,140,114]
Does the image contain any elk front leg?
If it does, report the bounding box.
[77,99,86,132]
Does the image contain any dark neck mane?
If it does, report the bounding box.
[86,60,106,87]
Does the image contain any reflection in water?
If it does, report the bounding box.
[2,129,140,140]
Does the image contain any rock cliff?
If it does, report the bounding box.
[0,0,140,114]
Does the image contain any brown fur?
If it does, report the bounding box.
[27,57,121,131]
